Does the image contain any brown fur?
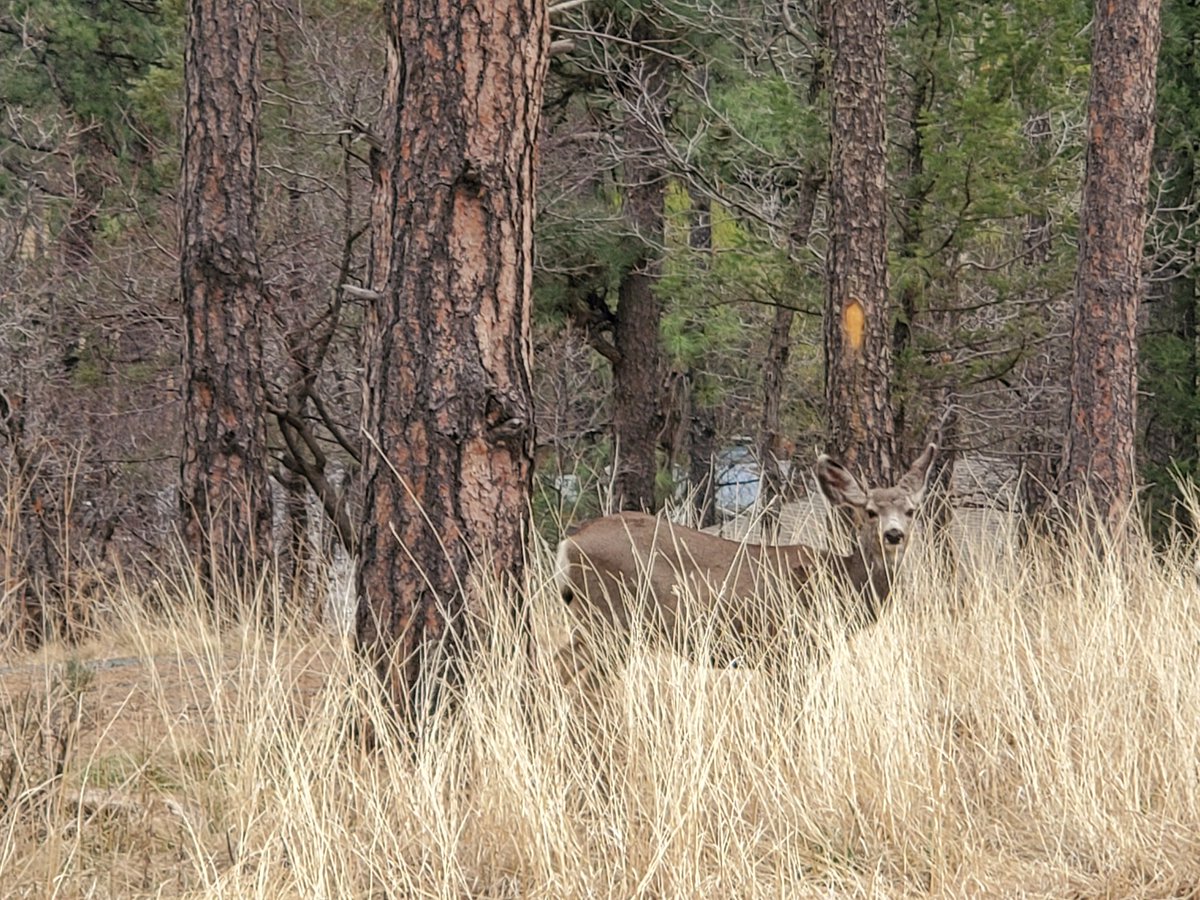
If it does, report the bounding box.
[555,445,936,667]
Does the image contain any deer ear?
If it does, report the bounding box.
[896,443,937,503]
[816,455,868,508]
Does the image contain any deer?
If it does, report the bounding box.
[553,444,937,674]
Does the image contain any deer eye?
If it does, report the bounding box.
[866,508,879,520]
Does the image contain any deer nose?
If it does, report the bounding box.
[883,528,904,545]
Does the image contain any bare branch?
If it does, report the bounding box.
[341,283,382,301]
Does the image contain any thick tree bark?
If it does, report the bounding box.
[180,0,273,594]
[1061,0,1161,527]
[825,0,895,483]
[611,38,669,512]
[356,0,547,731]
[612,264,664,511]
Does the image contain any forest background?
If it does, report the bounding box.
[0,0,1190,621]
[6,3,1200,897]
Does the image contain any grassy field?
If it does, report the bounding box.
[2,520,1200,898]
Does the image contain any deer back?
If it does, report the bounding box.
[556,512,827,652]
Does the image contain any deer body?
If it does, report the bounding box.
[554,445,936,668]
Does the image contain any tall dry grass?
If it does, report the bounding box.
[2,514,1200,898]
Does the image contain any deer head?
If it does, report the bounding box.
[815,443,937,589]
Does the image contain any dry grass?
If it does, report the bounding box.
[2,520,1200,898]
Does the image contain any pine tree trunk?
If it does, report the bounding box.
[356,0,547,732]
[825,0,895,483]
[685,190,716,526]
[612,264,664,511]
[61,129,104,271]
[611,38,669,512]
[180,0,273,595]
[1061,0,1161,527]
[1191,243,1200,461]
[687,393,718,528]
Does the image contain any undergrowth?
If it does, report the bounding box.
[1,514,1199,898]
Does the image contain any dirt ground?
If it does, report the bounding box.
[2,642,333,756]
[0,637,348,895]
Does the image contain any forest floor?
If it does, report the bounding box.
[0,632,339,897]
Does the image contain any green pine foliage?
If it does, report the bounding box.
[887,0,1090,447]
[1140,0,1200,538]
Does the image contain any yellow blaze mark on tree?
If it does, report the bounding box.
[843,299,865,352]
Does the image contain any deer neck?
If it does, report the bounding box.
[839,542,895,628]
